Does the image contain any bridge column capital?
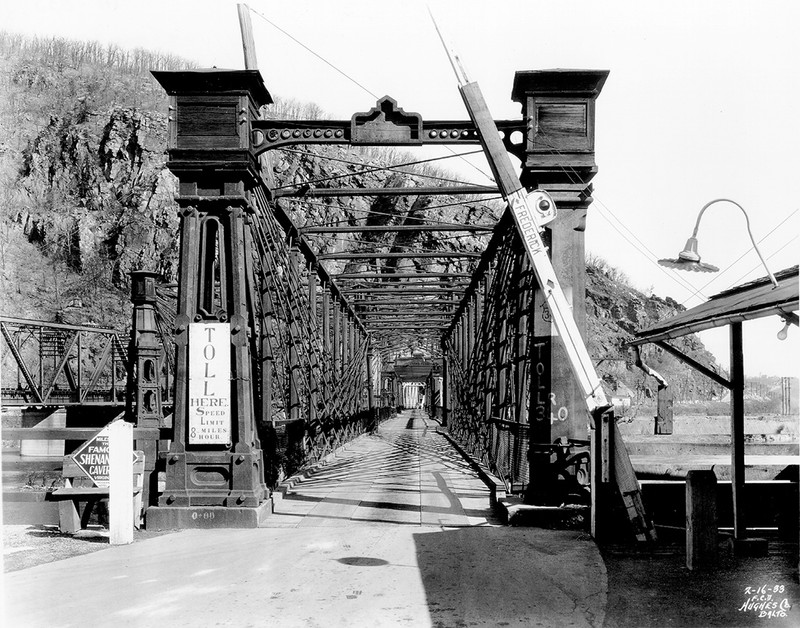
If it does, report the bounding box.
[152,69,273,192]
[512,69,609,191]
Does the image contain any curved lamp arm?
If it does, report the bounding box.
[691,198,778,288]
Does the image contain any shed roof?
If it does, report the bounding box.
[631,266,798,345]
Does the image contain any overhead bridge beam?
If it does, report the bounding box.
[274,185,499,198]
[367,321,449,326]
[300,224,494,234]
[335,272,471,280]
[370,321,447,333]
[342,287,463,294]
[353,300,457,306]
[361,314,456,319]
[320,251,482,260]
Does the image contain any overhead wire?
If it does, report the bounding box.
[532,131,707,299]
[535,131,796,303]
[246,4,494,183]
[728,234,798,288]
[247,6,379,100]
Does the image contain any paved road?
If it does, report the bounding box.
[3,410,607,627]
[269,410,500,528]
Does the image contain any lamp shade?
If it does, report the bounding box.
[658,237,719,273]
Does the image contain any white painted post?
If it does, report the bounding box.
[109,420,134,545]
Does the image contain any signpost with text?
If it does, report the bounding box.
[71,426,111,487]
[188,322,232,445]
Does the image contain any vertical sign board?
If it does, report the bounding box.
[188,322,232,445]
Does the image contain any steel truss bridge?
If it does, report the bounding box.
[3,67,629,534]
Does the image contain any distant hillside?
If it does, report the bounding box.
[585,256,726,406]
[0,31,732,410]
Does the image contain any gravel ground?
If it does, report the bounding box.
[2,524,168,572]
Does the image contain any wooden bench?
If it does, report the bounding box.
[51,451,145,533]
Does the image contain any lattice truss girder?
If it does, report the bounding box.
[249,187,373,460]
[0,319,130,406]
[444,225,538,492]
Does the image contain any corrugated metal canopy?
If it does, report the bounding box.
[631,266,798,346]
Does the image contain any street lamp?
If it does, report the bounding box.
[658,198,779,287]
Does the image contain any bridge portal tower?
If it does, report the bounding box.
[147,70,272,528]
[512,70,608,502]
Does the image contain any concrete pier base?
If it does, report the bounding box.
[145,499,273,530]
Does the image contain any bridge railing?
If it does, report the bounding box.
[443,214,540,493]
[247,184,383,479]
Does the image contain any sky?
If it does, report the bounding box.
[2,0,798,377]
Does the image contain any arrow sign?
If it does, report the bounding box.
[70,424,140,488]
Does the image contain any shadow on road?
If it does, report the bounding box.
[413,526,607,627]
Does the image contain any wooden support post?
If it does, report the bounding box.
[686,469,718,570]
[590,408,612,539]
[730,322,746,540]
[655,385,674,435]
[109,420,134,545]
[237,4,258,70]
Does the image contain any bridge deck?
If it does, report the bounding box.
[268,409,499,528]
[3,409,608,627]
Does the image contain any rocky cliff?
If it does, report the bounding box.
[0,32,723,400]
